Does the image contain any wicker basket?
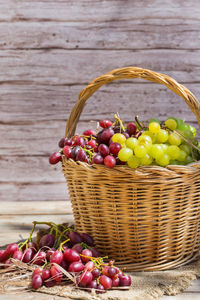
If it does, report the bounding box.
[62,67,200,271]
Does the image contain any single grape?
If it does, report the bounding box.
[99,275,112,290]
[72,243,83,253]
[22,241,37,253]
[138,135,152,145]
[42,269,51,281]
[98,144,110,157]
[32,274,43,289]
[81,249,93,263]
[92,154,104,165]
[50,250,63,265]
[68,261,84,272]
[127,156,140,168]
[166,145,181,159]
[58,137,65,148]
[32,267,43,277]
[165,118,177,130]
[119,274,131,286]
[149,122,161,133]
[49,152,62,164]
[23,248,34,263]
[185,155,194,164]
[92,268,101,279]
[79,271,93,286]
[74,136,86,147]
[39,234,55,249]
[80,233,94,246]
[125,137,138,150]
[64,138,73,146]
[6,243,19,256]
[112,276,120,287]
[177,150,187,162]
[83,129,96,136]
[142,130,157,143]
[96,284,105,293]
[101,128,114,143]
[112,133,126,144]
[90,247,101,257]
[43,278,56,288]
[50,265,62,282]
[108,267,117,277]
[156,129,168,143]
[63,145,72,159]
[64,249,80,262]
[134,145,147,158]
[87,280,98,290]
[118,148,133,161]
[33,251,46,265]
[13,250,23,261]
[150,144,164,159]
[68,231,83,245]
[60,259,69,270]
[87,139,97,148]
[0,249,8,262]
[109,142,122,156]
[126,122,137,135]
[76,149,88,162]
[46,249,56,261]
[71,146,81,160]
[180,144,190,155]
[140,154,152,166]
[160,144,168,153]
[189,125,197,137]
[104,155,116,168]
[168,132,181,146]
[99,119,113,128]
[84,261,95,271]
[156,154,170,167]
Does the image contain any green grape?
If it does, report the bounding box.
[118,148,133,161]
[112,133,126,145]
[177,150,187,162]
[142,131,157,143]
[138,135,152,145]
[134,145,147,158]
[140,153,153,165]
[125,137,138,150]
[189,125,196,137]
[181,129,194,140]
[149,144,164,159]
[156,129,169,143]
[149,122,161,134]
[168,132,181,146]
[148,118,161,124]
[177,122,190,131]
[127,156,140,168]
[180,144,190,155]
[175,118,184,129]
[156,154,170,167]
[166,145,181,159]
[185,155,194,165]
[160,144,168,153]
[165,118,177,130]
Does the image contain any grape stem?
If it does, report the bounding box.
[173,129,200,153]
[114,113,125,132]
[135,116,146,130]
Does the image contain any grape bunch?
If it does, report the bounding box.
[0,221,131,293]
[49,115,200,168]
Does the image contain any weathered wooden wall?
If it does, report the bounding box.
[1,0,200,202]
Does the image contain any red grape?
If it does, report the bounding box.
[73,136,85,147]
[49,152,62,164]
[83,129,96,136]
[4,259,12,268]
[91,268,101,279]
[72,243,83,253]
[76,150,88,162]
[104,155,116,168]
[127,122,137,135]
[101,128,114,143]
[50,265,62,282]
[39,234,55,249]
[23,248,34,263]
[22,241,37,253]
[46,249,55,261]
[99,275,112,289]
[87,139,97,148]
[112,276,120,287]
[13,250,23,261]
[119,274,131,286]
[80,233,94,246]
[0,249,8,262]
[44,278,56,287]
[6,243,19,256]
[64,249,80,262]
[58,137,65,148]
[42,269,51,281]
[102,266,109,276]
[81,249,92,263]
[108,267,117,277]
[32,274,43,289]
[98,144,110,157]
[68,261,84,272]
[87,280,98,290]
[79,271,93,286]
[33,251,46,265]
[71,146,81,160]
[50,250,63,265]
[68,231,83,245]
[32,267,42,277]
[123,131,130,139]
[60,259,69,270]
[84,261,95,271]
[91,154,104,165]
[109,142,122,156]
[63,145,72,158]
[90,247,101,257]
[99,120,113,129]
[96,284,105,293]
[64,138,73,146]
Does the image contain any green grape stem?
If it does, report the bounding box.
[114,113,125,132]
[58,239,70,252]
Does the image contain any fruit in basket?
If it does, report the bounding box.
[49,114,200,169]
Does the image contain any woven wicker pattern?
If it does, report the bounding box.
[62,67,200,271]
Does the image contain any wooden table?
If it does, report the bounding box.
[0,201,200,300]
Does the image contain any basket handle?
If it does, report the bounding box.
[65,67,200,137]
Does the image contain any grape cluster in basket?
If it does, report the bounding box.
[0,222,131,293]
[49,115,200,168]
